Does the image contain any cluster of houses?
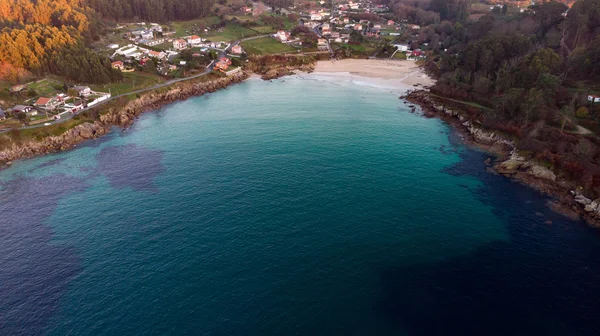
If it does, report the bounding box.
[121,23,172,47]
[172,36,228,51]
[295,0,426,58]
[2,85,110,123]
[109,22,236,76]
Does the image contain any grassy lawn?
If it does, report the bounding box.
[90,71,164,96]
[241,37,297,55]
[393,52,407,60]
[252,25,277,34]
[170,17,222,38]
[27,78,63,97]
[205,23,259,42]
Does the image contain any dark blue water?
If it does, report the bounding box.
[1,76,600,335]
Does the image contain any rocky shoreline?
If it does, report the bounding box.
[0,71,249,167]
[404,90,600,228]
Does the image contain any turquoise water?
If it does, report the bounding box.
[2,76,600,335]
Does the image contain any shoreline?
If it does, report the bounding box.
[2,57,599,228]
[403,90,599,227]
[0,71,250,167]
[311,59,435,94]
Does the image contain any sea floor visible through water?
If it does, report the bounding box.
[1,75,600,335]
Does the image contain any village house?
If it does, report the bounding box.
[73,86,92,96]
[111,61,125,71]
[12,105,33,115]
[9,84,26,94]
[275,30,291,43]
[353,23,363,31]
[0,108,5,120]
[34,97,61,111]
[387,20,395,25]
[394,43,409,52]
[311,14,323,21]
[148,50,166,59]
[589,95,600,103]
[214,57,232,72]
[187,35,202,45]
[173,39,187,50]
[141,38,166,46]
[330,31,340,38]
[317,38,328,51]
[141,30,154,40]
[343,17,350,24]
[231,45,243,54]
[407,49,424,59]
[241,6,252,13]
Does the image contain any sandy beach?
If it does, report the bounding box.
[311,59,435,92]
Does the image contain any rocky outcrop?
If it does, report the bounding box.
[405,89,600,227]
[246,55,320,80]
[0,71,248,166]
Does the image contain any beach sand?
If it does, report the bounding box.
[311,59,434,93]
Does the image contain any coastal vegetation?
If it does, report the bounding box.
[387,0,600,199]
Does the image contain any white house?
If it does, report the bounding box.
[173,39,187,50]
[73,86,92,96]
[311,14,323,21]
[394,44,409,52]
[140,30,154,39]
[275,30,291,42]
[588,95,600,103]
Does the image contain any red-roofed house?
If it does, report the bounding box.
[214,57,232,72]
[148,50,165,59]
[34,97,60,111]
[112,61,124,70]
[188,35,202,44]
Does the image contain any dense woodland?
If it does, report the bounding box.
[86,0,213,22]
[382,0,600,195]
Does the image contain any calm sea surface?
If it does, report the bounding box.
[1,76,600,335]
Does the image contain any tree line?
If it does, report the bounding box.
[406,0,600,196]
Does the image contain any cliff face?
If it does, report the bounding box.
[405,90,600,227]
[0,71,248,166]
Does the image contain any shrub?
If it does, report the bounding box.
[576,106,589,118]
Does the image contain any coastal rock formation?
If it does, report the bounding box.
[246,55,322,80]
[405,90,600,227]
[0,72,248,166]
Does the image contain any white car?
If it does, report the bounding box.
[44,122,51,126]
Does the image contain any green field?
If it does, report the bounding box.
[27,78,63,97]
[241,37,297,55]
[90,71,164,96]
[252,25,278,34]
[205,23,259,42]
[170,17,222,37]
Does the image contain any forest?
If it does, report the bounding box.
[0,0,221,84]
[389,0,600,196]
[0,0,123,84]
